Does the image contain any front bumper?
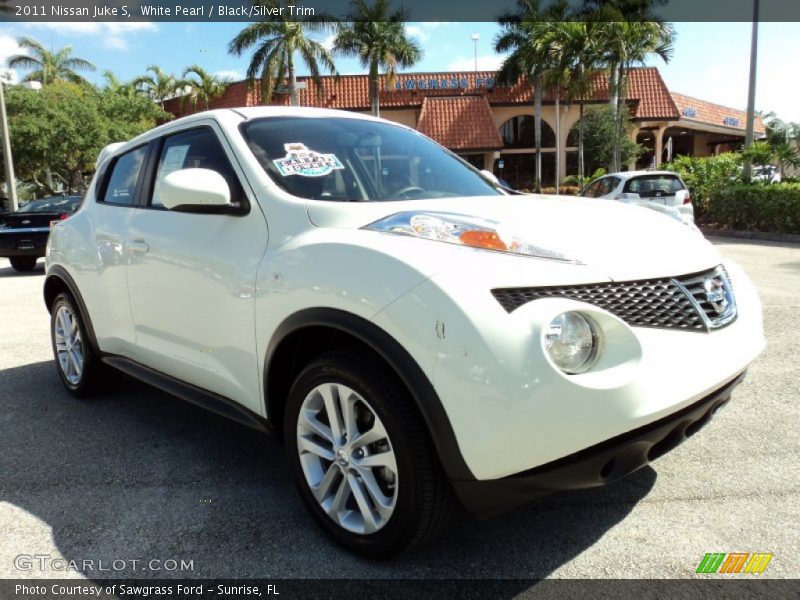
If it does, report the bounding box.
[453,371,745,517]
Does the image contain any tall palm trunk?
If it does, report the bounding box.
[288,46,298,107]
[614,62,629,171]
[608,63,620,172]
[534,73,543,194]
[554,86,561,194]
[578,97,585,182]
[369,60,380,117]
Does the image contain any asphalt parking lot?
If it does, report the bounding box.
[0,237,798,581]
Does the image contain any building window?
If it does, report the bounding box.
[499,115,556,148]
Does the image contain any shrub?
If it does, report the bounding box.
[563,168,606,189]
[708,183,800,234]
[664,153,742,216]
[540,185,581,196]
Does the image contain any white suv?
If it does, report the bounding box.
[45,107,764,558]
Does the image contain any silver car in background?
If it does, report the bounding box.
[581,170,694,225]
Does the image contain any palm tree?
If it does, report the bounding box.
[228,1,336,106]
[134,65,179,110]
[8,37,95,85]
[182,65,231,111]
[590,11,674,171]
[550,20,604,184]
[532,2,575,194]
[495,0,566,193]
[102,70,139,98]
[334,0,422,117]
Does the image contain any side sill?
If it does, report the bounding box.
[101,355,271,434]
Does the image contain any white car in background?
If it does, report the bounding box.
[581,170,695,225]
[44,108,763,558]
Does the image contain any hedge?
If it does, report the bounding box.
[708,184,800,234]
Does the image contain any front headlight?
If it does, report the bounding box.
[544,312,600,374]
[364,211,576,262]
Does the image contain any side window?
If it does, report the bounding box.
[152,128,242,208]
[583,180,601,198]
[101,146,148,206]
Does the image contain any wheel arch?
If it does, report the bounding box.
[44,266,101,354]
[264,307,475,482]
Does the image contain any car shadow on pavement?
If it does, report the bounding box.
[0,360,656,583]
[0,262,45,277]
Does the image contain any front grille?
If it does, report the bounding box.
[491,266,736,332]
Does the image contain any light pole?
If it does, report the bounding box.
[471,33,480,72]
[743,0,759,181]
[0,71,18,211]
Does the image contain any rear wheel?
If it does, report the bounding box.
[50,292,105,397]
[284,350,454,559]
[10,256,37,272]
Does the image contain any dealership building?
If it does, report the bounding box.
[165,67,765,190]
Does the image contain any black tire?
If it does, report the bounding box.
[10,256,38,272]
[284,349,455,559]
[50,292,106,397]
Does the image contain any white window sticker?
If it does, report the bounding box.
[273,143,344,177]
[160,145,190,179]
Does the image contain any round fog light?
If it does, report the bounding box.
[544,312,599,374]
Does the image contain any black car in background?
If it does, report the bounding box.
[0,196,82,272]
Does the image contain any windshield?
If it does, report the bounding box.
[241,117,504,202]
[19,196,81,213]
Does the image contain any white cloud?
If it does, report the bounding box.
[0,34,22,68]
[105,36,129,51]
[319,34,336,52]
[405,25,429,42]
[405,22,452,43]
[446,54,504,72]
[0,68,18,84]
[215,70,242,82]
[20,22,157,51]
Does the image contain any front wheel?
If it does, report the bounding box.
[284,350,454,558]
[10,256,38,272]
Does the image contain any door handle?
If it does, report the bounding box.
[129,239,150,253]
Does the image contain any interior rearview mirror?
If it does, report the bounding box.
[157,168,232,212]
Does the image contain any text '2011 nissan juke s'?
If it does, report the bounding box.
[44,107,764,558]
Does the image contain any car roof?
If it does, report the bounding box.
[608,170,682,179]
[106,106,405,163]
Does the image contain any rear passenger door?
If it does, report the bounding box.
[124,123,269,414]
[83,143,150,356]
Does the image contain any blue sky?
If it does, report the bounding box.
[2,21,798,121]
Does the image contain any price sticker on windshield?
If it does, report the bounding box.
[273,143,344,177]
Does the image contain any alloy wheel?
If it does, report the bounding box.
[296,383,398,534]
[54,305,84,385]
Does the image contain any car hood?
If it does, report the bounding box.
[306,194,721,281]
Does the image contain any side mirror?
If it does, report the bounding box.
[157,168,232,212]
[481,170,500,185]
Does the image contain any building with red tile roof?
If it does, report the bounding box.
[165,66,766,189]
